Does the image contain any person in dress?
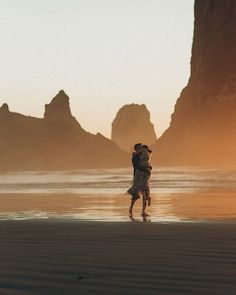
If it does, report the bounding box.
[127,143,152,218]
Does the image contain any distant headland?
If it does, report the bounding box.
[0,90,128,170]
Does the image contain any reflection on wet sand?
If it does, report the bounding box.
[0,190,236,222]
[169,191,236,221]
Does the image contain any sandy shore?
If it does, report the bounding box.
[0,220,236,295]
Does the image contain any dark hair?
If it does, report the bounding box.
[134,143,142,151]
[143,144,152,153]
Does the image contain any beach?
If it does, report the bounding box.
[1,0,236,293]
[0,168,236,294]
[0,220,236,295]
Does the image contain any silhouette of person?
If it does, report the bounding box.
[127,143,152,218]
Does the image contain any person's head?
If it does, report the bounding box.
[134,143,142,152]
[143,144,152,154]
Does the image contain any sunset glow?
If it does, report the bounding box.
[0,0,194,138]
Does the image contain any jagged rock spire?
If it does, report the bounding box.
[44,90,74,122]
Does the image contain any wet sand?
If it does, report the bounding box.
[0,220,236,295]
[0,191,236,294]
[0,190,236,222]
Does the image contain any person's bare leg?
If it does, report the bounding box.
[145,185,151,206]
[141,194,148,216]
[129,199,136,217]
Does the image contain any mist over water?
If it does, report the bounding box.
[0,168,236,194]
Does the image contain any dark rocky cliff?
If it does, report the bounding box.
[111,104,157,152]
[153,0,236,167]
[0,91,128,170]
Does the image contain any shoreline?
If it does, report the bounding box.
[0,190,236,223]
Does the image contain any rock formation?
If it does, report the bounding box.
[111,104,157,152]
[153,0,236,167]
[0,91,128,171]
[44,90,77,123]
[0,103,9,112]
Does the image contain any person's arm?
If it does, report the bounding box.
[138,150,151,172]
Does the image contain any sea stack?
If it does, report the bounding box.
[111,104,157,152]
[153,0,236,167]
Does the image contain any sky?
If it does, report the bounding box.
[0,0,194,139]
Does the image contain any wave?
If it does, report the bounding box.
[0,168,236,194]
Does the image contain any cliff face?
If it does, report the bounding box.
[111,104,157,152]
[153,0,236,167]
[0,91,128,170]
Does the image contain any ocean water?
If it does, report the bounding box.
[0,167,236,194]
[0,168,236,222]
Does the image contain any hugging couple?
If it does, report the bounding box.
[127,143,152,218]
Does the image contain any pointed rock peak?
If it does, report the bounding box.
[56,89,69,100]
[59,89,66,95]
[0,103,9,112]
[49,89,70,105]
[44,90,73,121]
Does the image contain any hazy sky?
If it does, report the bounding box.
[0,0,194,138]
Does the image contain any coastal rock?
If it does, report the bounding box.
[111,104,157,152]
[153,0,236,167]
[0,91,128,170]
[0,103,9,112]
[44,90,76,123]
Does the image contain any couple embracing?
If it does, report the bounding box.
[127,143,152,218]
